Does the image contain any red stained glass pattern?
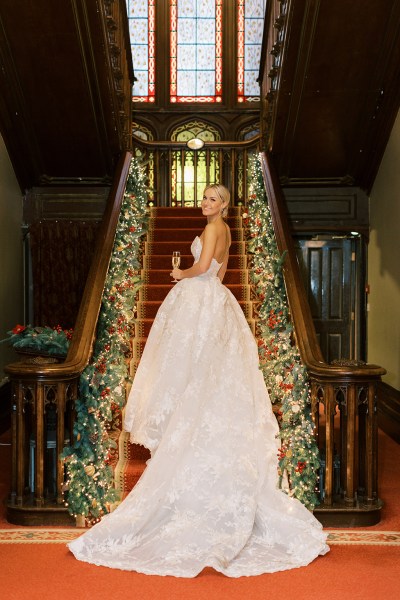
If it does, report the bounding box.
[170,0,223,103]
[237,0,265,103]
[237,0,245,102]
[131,0,156,103]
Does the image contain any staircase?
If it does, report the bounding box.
[113,206,254,499]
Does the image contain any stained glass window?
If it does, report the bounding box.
[171,121,221,206]
[170,0,223,103]
[237,0,266,102]
[128,0,156,102]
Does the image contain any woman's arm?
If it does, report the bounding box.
[171,224,217,280]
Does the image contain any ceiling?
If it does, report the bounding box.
[1,0,399,195]
[0,0,133,190]
[261,0,400,193]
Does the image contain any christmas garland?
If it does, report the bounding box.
[245,155,320,509]
[1,324,73,356]
[62,158,149,522]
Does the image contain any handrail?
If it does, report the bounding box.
[260,151,385,380]
[5,151,133,380]
[132,134,261,150]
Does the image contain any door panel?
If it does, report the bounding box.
[295,238,354,363]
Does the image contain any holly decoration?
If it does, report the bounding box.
[62,158,149,523]
[245,155,320,509]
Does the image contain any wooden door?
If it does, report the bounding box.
[294,236,363,363]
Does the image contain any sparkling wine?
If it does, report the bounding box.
[172,251,181,282]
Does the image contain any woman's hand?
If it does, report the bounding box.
[171,268,184,281]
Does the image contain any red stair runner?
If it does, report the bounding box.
[113,207,254,498]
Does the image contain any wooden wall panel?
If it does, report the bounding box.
[0,0,133,190]
[260,0,400,192]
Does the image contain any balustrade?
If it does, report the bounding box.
[132,135,260,208]
[5,153,132,525]
[261,152,385,525]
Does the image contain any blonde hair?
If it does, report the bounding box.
[204,183,230,218]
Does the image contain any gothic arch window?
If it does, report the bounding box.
[237,121,260,140]
[170,121,221,207]
[132,121,155,140]
[132,121,155,202]
[170,120,221,142]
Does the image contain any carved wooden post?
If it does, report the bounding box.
[366,382,378,505]
[324,383,335,505]
[345,385,357,506]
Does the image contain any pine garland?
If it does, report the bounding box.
[62,158,149,523]
[245,155,320,509]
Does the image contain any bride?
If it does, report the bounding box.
[68,184,329,577]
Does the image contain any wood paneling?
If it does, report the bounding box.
[295,239,353,362]
[260,0,400,192]
[0,0,134,190]
[284,186,369,234]
[23,187,109,223]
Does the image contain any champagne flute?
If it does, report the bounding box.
[171,251,181,282]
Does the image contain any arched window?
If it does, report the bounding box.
[132,121,156,202]
[170,121,222,207]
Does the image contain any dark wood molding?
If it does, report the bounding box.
[260,0,400,192]
[283,186,369,235]
[23,187,110,224]
[377,381,400,444]
[0,0,133,190]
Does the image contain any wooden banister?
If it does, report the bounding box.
[6,151,132,525]
[261,152,385,379]
[260,151,385,526]
[6,152,132,381]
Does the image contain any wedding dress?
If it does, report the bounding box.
[68,236,329,577]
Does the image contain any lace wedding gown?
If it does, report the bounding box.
[68,236,329,577]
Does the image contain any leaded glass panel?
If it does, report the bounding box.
[170,0,223,103]
[128,0,156,102]
[237,0,266,102]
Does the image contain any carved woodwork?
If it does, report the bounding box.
[259,0,400,192]
[261,151,385,526]
[132,135,260,207]
[0,0,134,189]
[5,152,132,525]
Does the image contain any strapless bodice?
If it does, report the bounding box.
[190,236,222,279]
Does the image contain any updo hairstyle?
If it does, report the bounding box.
[204,183,230,218]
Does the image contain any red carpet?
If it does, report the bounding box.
[114,207,253,498]
[0,207,399,598]
[0,543,399,600]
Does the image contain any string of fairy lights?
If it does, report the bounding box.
[245,155,320,509]
[61,158,149,524]
[62,154,320,524]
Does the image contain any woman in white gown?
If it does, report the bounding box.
[68,184,329,577]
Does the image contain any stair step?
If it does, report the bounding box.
[151,207,242,217]
[148,228,243,242]
[135,317,257,338]
[150,216,242,229]
[145,240,245,255]
[143,254,246,270]
[141,269,248,285]
[137,300,254,319]
[119,459,147,497]
[139,284,251,302]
